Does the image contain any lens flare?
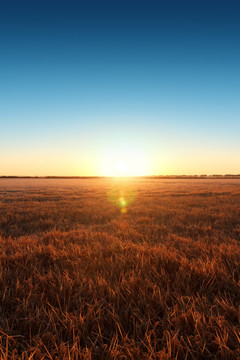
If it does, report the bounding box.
[107,182,137,213]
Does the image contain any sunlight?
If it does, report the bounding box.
[116,161,128,175]
[100,148,149,177]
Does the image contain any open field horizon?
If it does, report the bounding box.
[0,178,239,359]
[2,0,240,358]
[1,175,240,179]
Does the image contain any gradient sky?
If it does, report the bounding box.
[1,0,240,176]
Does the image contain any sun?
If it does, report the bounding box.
[116,161,128,176]
[100,149,149,177]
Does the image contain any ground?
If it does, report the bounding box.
[0,178,239,359]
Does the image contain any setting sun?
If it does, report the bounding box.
[116,161,128,176]
[100,148,149,177]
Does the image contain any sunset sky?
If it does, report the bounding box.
[1,0,240,176]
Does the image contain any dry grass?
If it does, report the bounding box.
[0,178,239,359]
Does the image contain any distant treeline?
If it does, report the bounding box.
[1,175,240,179]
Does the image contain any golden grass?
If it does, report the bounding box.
[0,178,239,359]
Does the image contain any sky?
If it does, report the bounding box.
[1,0,240,176]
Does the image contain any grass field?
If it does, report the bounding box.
[0,178,239,359]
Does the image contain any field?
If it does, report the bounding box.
[0,178,239,359]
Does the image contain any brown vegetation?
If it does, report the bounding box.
[0,178,239,359]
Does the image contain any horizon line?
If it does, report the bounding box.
[1,174,240,179]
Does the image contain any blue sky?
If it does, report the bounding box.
[1,0,240,175]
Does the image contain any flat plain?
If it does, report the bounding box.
[0,178,239,359]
